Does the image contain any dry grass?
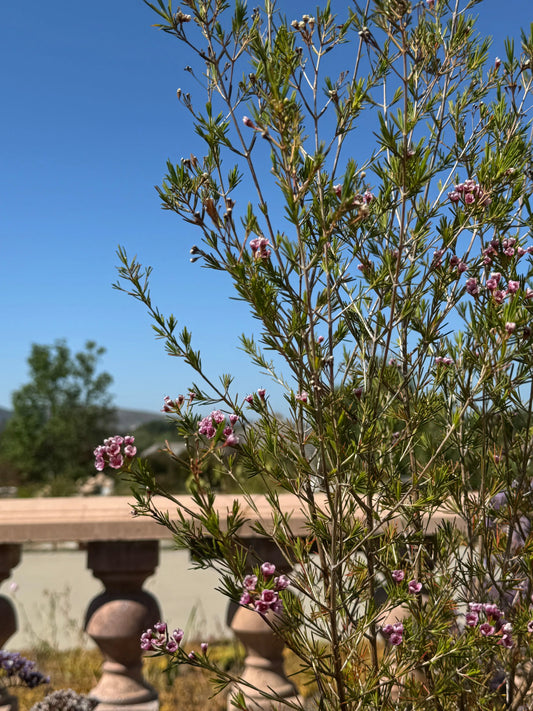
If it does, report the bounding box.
[14,646,229,711]
[13,641,314,711]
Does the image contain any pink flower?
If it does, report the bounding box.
[390,633,403,645]
[505,322,516,335]
[408,580,422,594]
[260,589,278,604]
[483,603,502,620]
[274,575,290,590]
[465,611,479,627]
[243,575,258,591]
[499,634,513,648]
[166,639,178,653]
[223,431,239,447]
[495,56,501,68]
[464,192,475,205]
[250,237,271,260]
[261,562,276,577]
[465,277,479,296]
[296,391,308,403]
[527,620,533,634]
[243,116,255,128]
[257,388,266,400]
[254,600,270,613]
[479,622,495,636]
[172,628,184,643]
[391,570,405,583]
[201,642,208,654]
[229,413,239,425]
[240,592,252,606]
[109,453,124,469]
[245,394,254,404]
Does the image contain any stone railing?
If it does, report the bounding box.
[0,495,313,711]
[0,495,460,711]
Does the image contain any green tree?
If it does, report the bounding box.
[0,340,116,493]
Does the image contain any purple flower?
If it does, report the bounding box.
[391,570,405,583]
[390,633,403,645]
[261,562,276,577]
[201,642,209,654]
[154,621,167,634]
[499,634,513,648]
[408,580,422,594]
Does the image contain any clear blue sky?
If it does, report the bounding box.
[0,1,527,415]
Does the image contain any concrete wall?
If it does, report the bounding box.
[2,543,228,650]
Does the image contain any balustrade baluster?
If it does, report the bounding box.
[0,544,21,711]
[85,540,161,711]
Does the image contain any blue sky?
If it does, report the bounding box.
[0,1,527,415]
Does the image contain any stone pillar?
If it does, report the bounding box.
[226,539,302,711]
[85,541,161,711]
[0,544,22,711]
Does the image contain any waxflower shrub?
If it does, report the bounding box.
[109,0,533,708]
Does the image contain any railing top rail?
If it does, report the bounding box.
[0,494,463,545]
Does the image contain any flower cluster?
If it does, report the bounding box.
[465,602,513,647]
[250,237,271,260]
[198,410,239,447]
[140,622,185,653]
[239,562,289,614]
[245,388,266,404]
[161,393,194,412]
[0,650,49,689]
[448,179,491,208]
[382,622,404,646]
[29,689,98,711]
[94,435,137,471]
[482,237,533,265]
[435,356,454,366]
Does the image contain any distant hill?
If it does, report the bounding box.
[0,406,163,433]
[114,408,163,431]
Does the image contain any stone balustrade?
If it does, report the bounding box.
[0,495,460,711]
